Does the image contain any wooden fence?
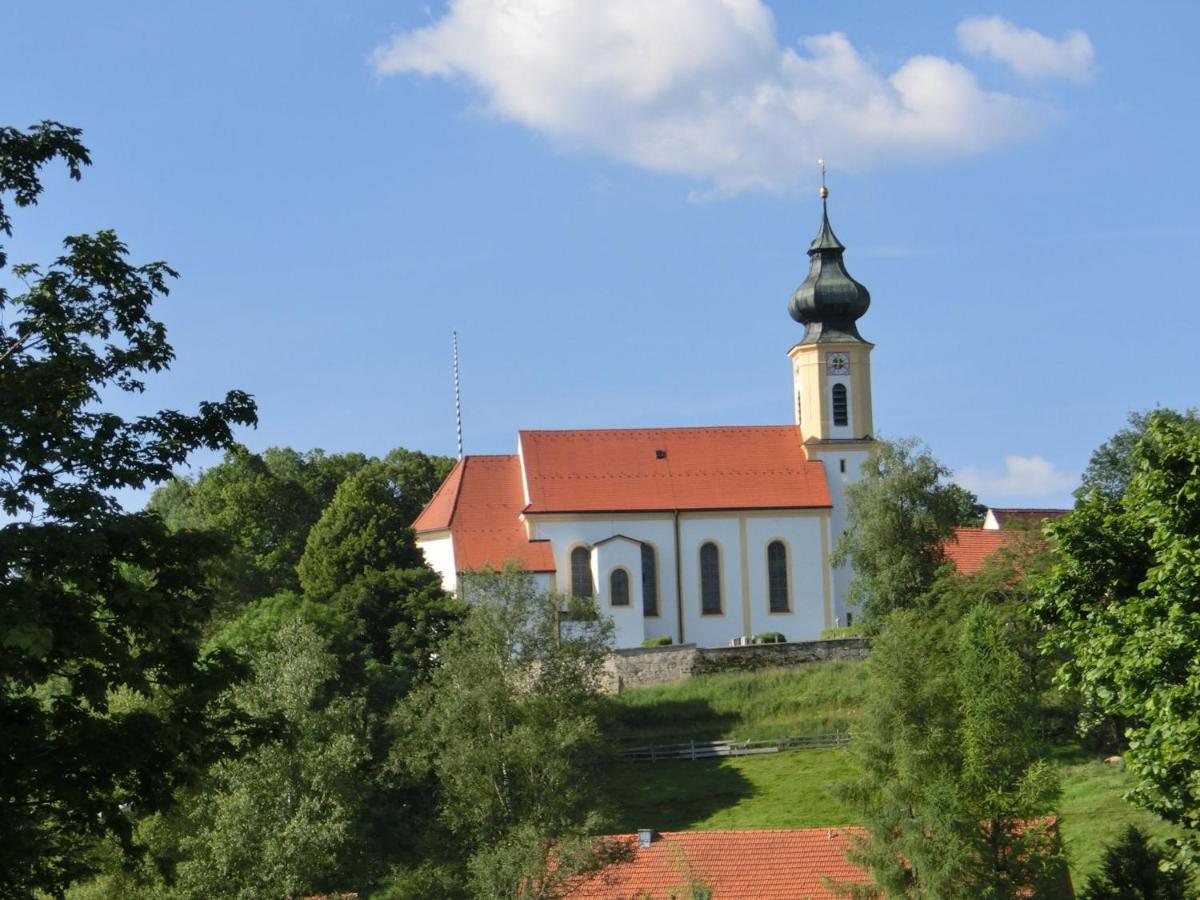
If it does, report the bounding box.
[618,731,851,762]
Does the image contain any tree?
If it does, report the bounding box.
[143,464,464,897]
[1038,411,1200,876]
[298,461,431,601]
[843,600,1063,898]
[168,621,372,900]
[1080,824,1193,900]
[0,122,257,894]
[391,567,614,898]
[1076,409,1198,502]
[148,445,373,612]
[833,438,978,623]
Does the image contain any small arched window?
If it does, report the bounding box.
[700,542,722,615]
[832,383,849,427]
[767,540,789,612]
[610,569,630,607]
[570,546,593,598]
[641,544,659,616]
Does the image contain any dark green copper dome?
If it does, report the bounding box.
[788,199,871,344]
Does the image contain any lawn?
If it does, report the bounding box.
[1057,753,1185,887]
[603,663,1184,889]
[603,661,868,743]
[607,749,857,832]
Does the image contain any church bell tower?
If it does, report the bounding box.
[787,177,874,443]
[788,171,876,625]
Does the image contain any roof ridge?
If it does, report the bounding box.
[519,423,798,436]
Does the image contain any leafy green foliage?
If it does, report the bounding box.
[833,438,976,623]
[169,621,370,899]
[1075,409,1198,502]
[298,461,430,601]
[751,631,786,644]
[843,600,1064,898]
[1080,824,1193,900]
[0,122,257,895]
[1038,411,1200,876]
[641,635,672,647]
[139,460,462,897]
[392,568,614,898]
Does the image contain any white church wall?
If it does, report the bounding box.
[529,515,680,646]
[416,532,457,592]
[528,511,837,649]
[744,515,828,641]
[594,539,645,649]
[809,446,872,626]
[677,516,744,648]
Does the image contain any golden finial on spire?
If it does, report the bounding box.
[817,158,828,199]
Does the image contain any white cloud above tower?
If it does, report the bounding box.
[373,1,1093,193]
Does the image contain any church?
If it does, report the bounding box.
[413,189,877,650]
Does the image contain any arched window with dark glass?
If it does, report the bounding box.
[610,568,630,607]
[699,542,722,615]
[570,546,593,598]
[641,544,659,616]
[831,383,849,427]
[767,540,789,612]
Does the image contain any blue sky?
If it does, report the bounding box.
[3,1,1198,509]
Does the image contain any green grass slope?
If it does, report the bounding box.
[602,662,1182,888]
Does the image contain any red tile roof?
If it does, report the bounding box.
[412,455,555,573]
[519,426,831,514]
[563,828,871,899]
[943,527,1016,575]
[411,458,465,532]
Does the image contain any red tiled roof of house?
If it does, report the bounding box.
[412,455,555,573]
[519,426,831,514]
[944,527,1016,575]
[563,828,871,899]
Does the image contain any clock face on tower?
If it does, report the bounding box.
[827,352,849,375]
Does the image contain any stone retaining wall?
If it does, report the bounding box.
[602,638,869,693]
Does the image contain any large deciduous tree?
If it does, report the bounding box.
[392,567,614,898]
[833,438,981,623]
[0,122,257,895]
[1038,411,1200,876]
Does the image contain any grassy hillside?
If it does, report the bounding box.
[603,661,868,744]
[601,662,1182,887]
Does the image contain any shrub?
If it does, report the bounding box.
[641,636,673,648]
[1080,824,1193,899]
[752,632,786,644]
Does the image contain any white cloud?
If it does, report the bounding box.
[956,16,1094,83]
[370,1,1079,193]
[955,455,1077,501]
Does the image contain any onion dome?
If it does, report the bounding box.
[788,191,871,344]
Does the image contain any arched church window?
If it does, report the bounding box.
[641,544,659,616]
[767,540,789,612]
[570,546,593,598]
[832,383,849,427]
[700,542,722,615]
[610,568,630,607]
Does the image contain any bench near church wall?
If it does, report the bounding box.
[602,638,870,693]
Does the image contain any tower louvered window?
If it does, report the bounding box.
[767,540,789,612]
[641,544,659,616]
[700,542,722,615]
[610,569,630,606]
[832,383,849,427]
[571,546,593,598]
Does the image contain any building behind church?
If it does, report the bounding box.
[414,195,879,649]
